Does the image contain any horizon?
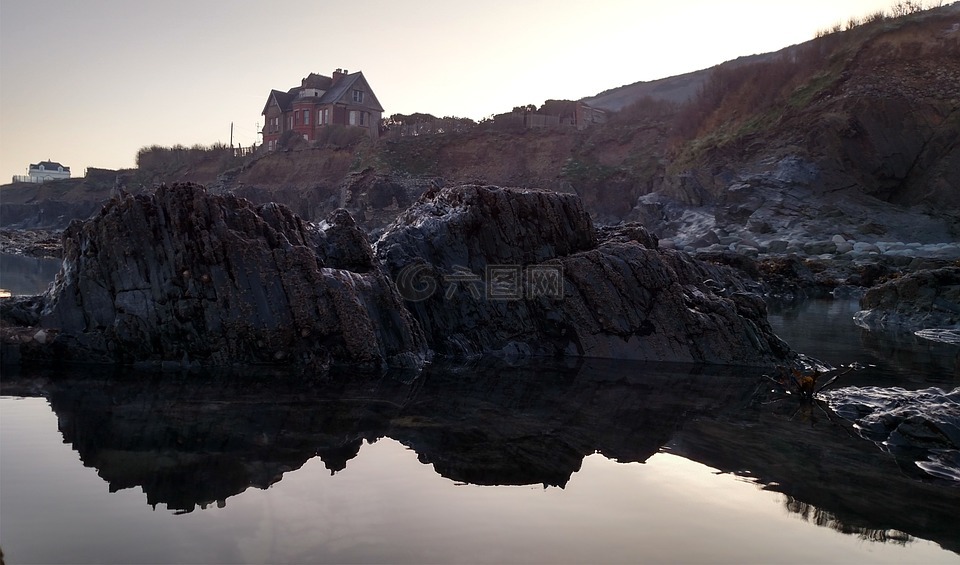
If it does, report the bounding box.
[0,0,924,183]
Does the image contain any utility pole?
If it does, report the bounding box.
[230,122,234,148]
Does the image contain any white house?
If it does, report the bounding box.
[19,160,72,183]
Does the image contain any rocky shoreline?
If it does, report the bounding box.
[3,182,957,369]
[0,228,63,258]
[5,223,956,302]
[1,182,800,369]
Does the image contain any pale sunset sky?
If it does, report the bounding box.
[1,0,907,183]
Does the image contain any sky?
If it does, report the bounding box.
[0,0,906,183]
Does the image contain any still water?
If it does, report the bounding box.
[1,262,959,564]
[0,252,60,297]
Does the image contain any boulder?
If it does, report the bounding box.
[30,183,429,368]
[375,185,794,365]
[766,239,789,254]
[854,267,960,333]
[803,240,838,255]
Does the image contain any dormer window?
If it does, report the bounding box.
[352,90,364,103]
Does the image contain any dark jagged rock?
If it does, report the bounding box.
[820,386,960,483]
[16,183,428,368]
[0,228,63,258]
[4,182,797,368]
[376,184,794,365]
[854,267,960,333]
[336,168,439,234]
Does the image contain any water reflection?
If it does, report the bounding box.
[0,252,61,296]
[768,298,959,381]
[784,496,911,546]
[3,357,958,555]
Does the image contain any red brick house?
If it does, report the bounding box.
[261,68,384,149]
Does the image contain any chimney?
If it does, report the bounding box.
[332,68,346,84]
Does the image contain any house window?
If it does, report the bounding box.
[350,111,368,126]
[323,108,329,124]
[352,89,364,103]
[304,110,310,125]
[287,116,293,130]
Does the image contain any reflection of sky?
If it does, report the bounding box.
[2,397,954,564]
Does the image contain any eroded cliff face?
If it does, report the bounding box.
[3,9,956,244]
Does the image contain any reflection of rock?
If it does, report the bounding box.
[34,183,428,368]
[783,497,912,545]
[5,359,960,552]
[671,398,960,554]
[376,185,794,364]
[854,267,960,333]
[4,360,763,510]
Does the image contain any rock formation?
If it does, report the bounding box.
[29,183,429,368]
[854,267,960,337]
[3,182,797,368]
[376,184,794,365]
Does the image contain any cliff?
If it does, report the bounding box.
[1,5,956,249]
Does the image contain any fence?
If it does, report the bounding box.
[233,145,257,157]
[11,175,43,184]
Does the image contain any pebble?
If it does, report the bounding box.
[767,240,789,253]
[854,242,881,253]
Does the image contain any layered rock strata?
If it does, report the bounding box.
[376,184,794,365]
[17,183,429,368]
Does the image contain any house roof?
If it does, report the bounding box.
[261,89,293,116]
[302,73,332,90]
[30,160,69,171]
[261,71,384,115]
